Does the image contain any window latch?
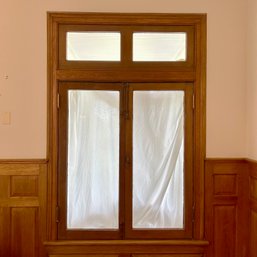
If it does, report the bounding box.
[56,206,60,223]
[125,156,131,165]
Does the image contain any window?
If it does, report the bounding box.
[47,13,206,241]
[66,32,121,61]
[133,32,187,61]
[58,82,193,239]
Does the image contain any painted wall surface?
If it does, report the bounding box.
[246,0,257,160]
[0,0,247,158]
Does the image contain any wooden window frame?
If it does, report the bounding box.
[59,25,195,70]
[47,12,206,241]
[58,82,193,240]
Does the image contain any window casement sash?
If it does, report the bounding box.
[57,82,194,240]
[58,82,124,240]
[124,83,193,239]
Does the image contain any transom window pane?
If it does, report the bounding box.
[133,33,186,62]
[133,91,184,229]
[67,32,121,61]
[67,90,120,229]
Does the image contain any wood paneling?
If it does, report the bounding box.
[213,206,236,257]
[11,208,38,257]
[250,177,257,200]
[205,159,249,257]
[250,210,257,257]
[2,158,255,257]
[249,160,257,257]
[0,160,47,257]
[11,175,38,196]
[0,207,10,256]
[213,174,237,196]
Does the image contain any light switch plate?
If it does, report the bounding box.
[1,112,11,125]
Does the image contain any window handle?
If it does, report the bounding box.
[125,156,131,165]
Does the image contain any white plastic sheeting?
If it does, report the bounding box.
[67,90,120,229]
[133,91,184,229]
[66,89,184,230]
[67,32,121,61]
[133,33,186,62]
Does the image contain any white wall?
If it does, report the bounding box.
[0,0,248,158]
[246,0,257,160]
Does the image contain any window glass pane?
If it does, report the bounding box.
[67,90,119,229]
[133,91,184,229]
[133,33,186,62]
[67,32,121,61]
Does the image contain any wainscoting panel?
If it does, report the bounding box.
[11,207,38,257]
[0,160,47,257]
[0,158,255,257]
[213,205,236,257]
[205,159,249,257]
[249,160,257,257]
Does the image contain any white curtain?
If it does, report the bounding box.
[133,91,184,229]
[67,89,184,230]
[67,90,119,229]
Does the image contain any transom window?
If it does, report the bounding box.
[48,13,206,241]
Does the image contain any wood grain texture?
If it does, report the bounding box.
[250,210,257,257]
[11,175,38,197]
[45,240,208,255]
[0,207,10,257]
[132,254,202,257]
[213,174,237,196]
[11,207,38,257]
[50,255,119,257]
[205,159,249,257]
[0,161,47,257]
[47,12,207,242]
[249,160,257,257]
[49,255,202,257]
[213,206,236,257]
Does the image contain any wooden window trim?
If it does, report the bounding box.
[124,83,194,239]
[58,82,125,240]
[59,24,195,70]
[47,12,206,241]
[57,82,193,240]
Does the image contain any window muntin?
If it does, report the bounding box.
[58,24,195,69]
[133,33,186,62]
[67,90,120,230]
[133,90,184,229]
[66,32,121,61]
[53,14,205,241]
[49,13,206,242]
[58,82,193,239]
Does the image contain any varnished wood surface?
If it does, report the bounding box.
[49,12,206,25]
[48,255,203,257]
[44,240,208,255]
[44,240,209,246]
[56,70,196,82]
[205,159,249,257]
[0,161,47,257]
[1,158,256,257]
[249,159,257,257]
[48,12,207,242]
